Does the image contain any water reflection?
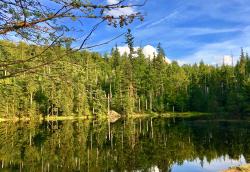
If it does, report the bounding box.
[0,117,249,172]
[172,155,246,172]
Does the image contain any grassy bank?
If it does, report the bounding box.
[128,111,212,119]
[0,116,42,122]
[0,111,248,122]
[44,115,89,121]
[0,115,89,122]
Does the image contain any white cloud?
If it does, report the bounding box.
[145,10,179,28]
[107,0,118,4]
[171,25,250,66]
[177,41,241,66]
[135,1,187,30]
[117,45,133,55]
[177,26,250,66]
[142,45,157,58]
[117,45,171,63]
[223,55,233,66]
[184,0,250,24]
[98,0,250,66]
[106,0,136,17]
[131,0,250,66]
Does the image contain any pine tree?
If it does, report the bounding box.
[125,29,135,58]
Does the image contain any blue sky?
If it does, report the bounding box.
[4,0,249,65]
[87,0,250,65]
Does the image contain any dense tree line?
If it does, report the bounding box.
[0,40,250,118]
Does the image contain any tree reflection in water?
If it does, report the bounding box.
[0,117,249,172]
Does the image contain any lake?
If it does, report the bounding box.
[0,117,249,172]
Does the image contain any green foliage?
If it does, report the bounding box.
[0,40,250,118]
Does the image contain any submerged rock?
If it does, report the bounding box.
[108,110,121,123]
[223,164,250,172]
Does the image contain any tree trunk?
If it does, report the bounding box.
[150,93,152,111]
[30,92,33,106]
[138,97,141,112]
[107,94,110,115]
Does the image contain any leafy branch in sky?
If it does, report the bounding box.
[0,0,146,78]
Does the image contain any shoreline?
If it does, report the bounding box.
[0,112,225,122]
[0,112,210,122]
[0,112,248,122]
[0,115,90,122]
[223,164,250,172]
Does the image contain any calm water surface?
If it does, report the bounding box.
[0,117,249,172]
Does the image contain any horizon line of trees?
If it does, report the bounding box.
[0,40,250,118]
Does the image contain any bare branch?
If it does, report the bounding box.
[0,0,147,78]
[78,19,105,50]
[84,33,125,50]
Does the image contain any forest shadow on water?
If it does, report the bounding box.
[0,116,249,172]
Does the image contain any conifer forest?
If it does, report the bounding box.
[0,40,250,118]
[0,0,250,171]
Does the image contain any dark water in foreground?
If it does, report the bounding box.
[0,117,249,172]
